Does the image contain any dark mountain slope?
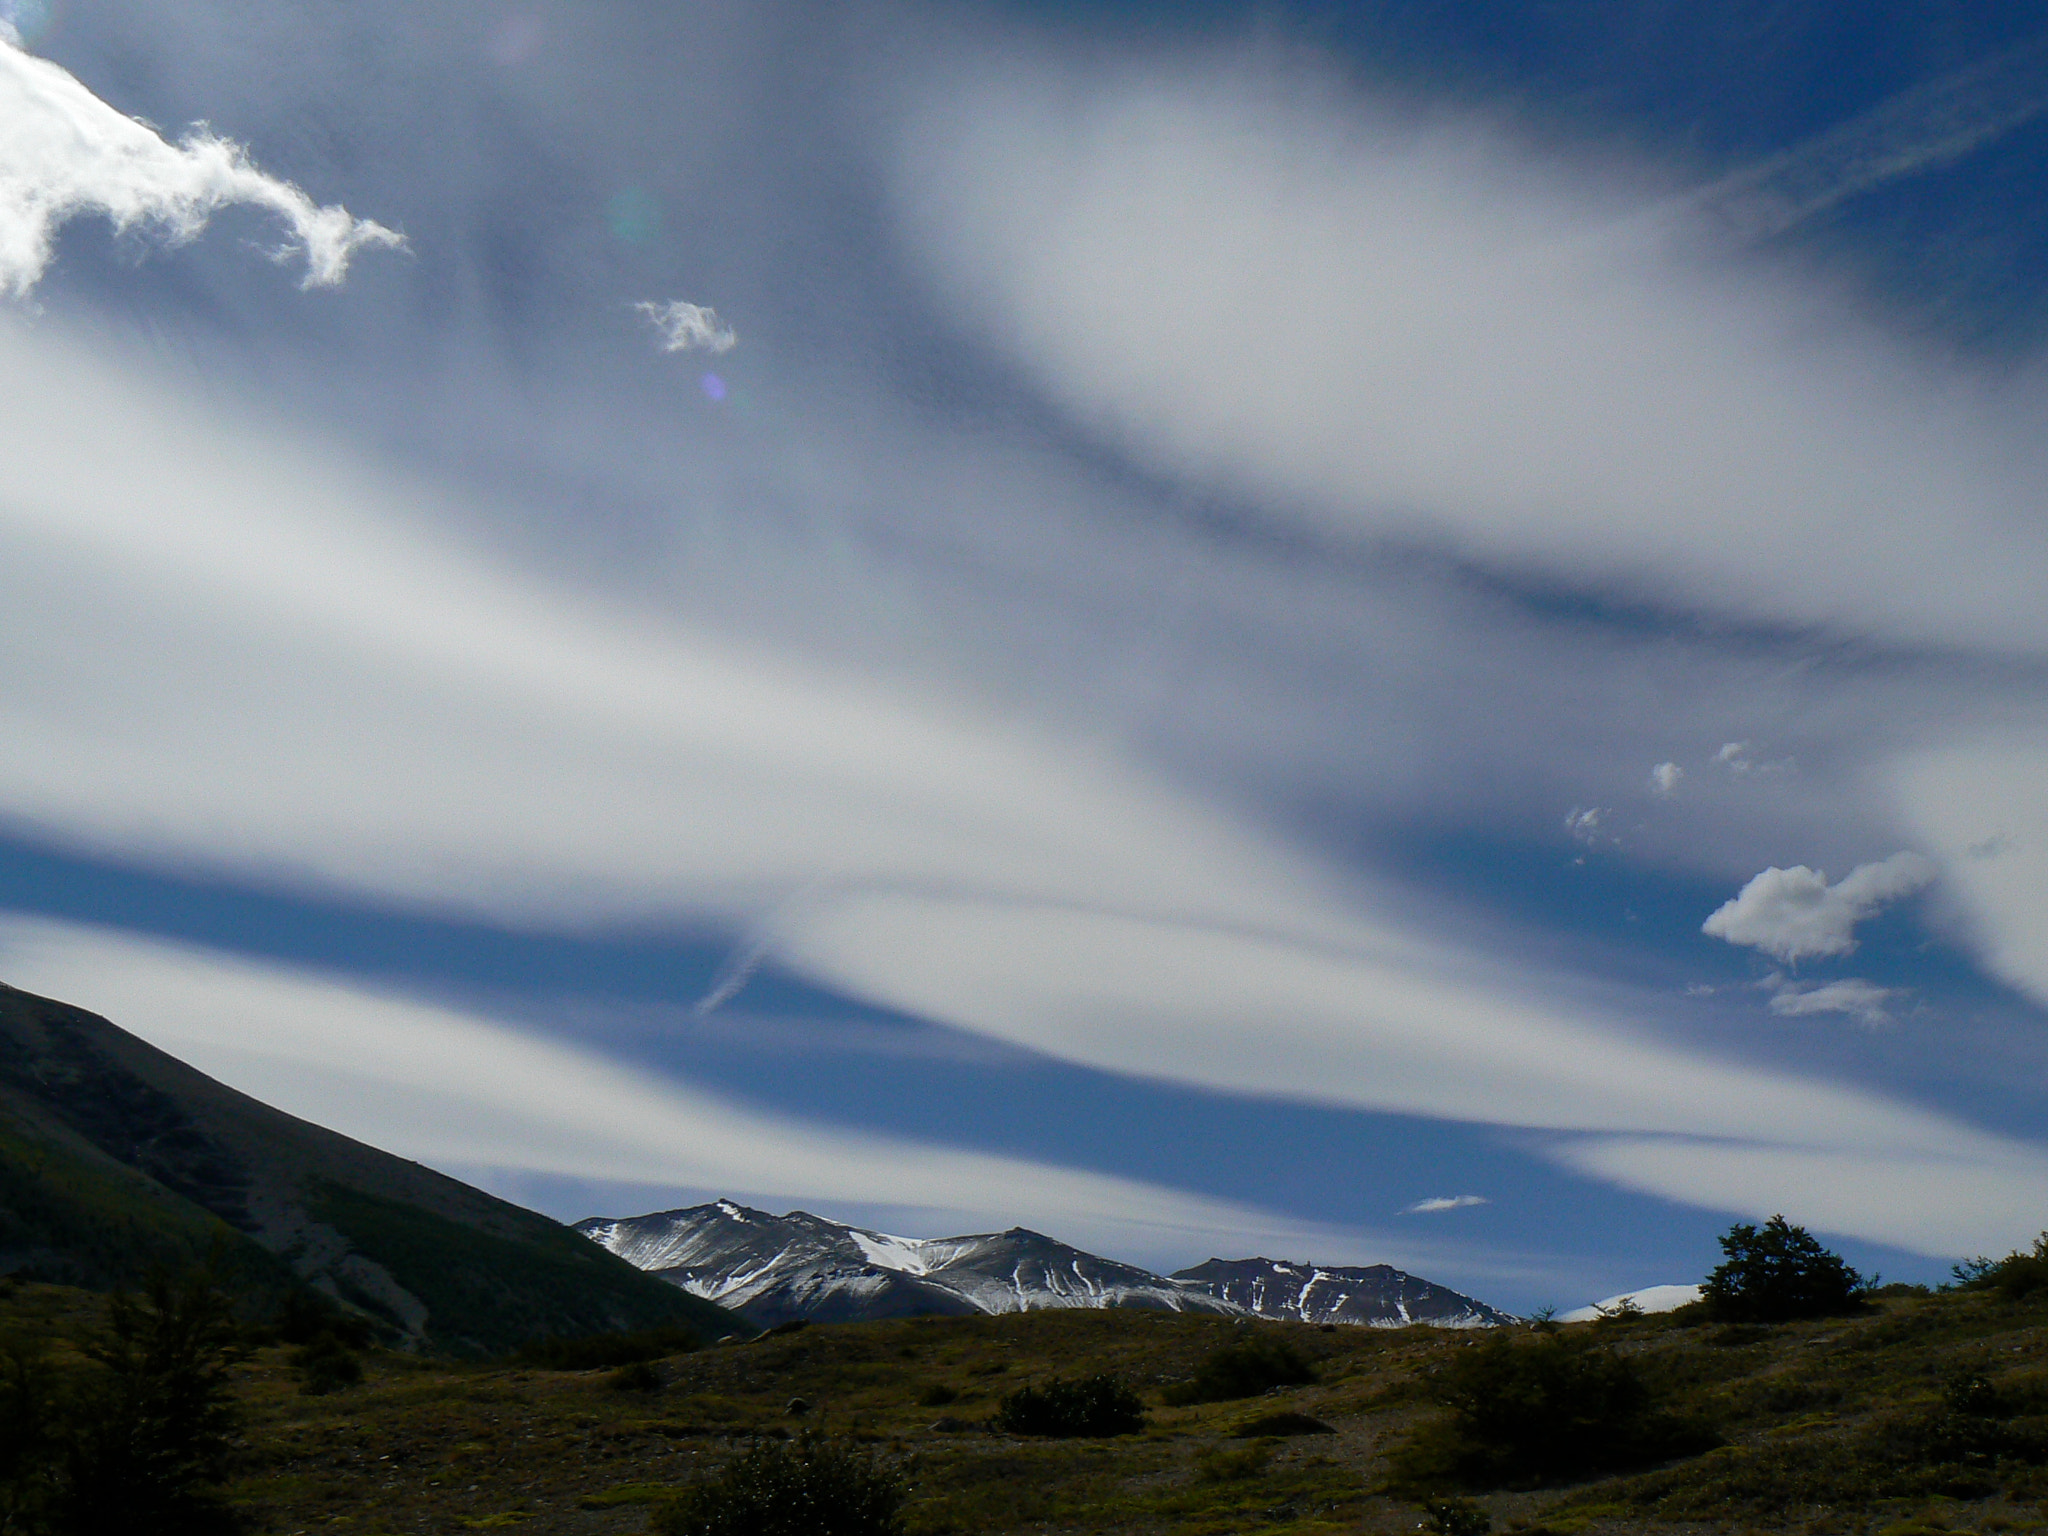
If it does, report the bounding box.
[0,981,744,1354]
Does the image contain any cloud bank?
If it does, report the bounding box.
[0,34,401,295]
[1703,853,1936,963]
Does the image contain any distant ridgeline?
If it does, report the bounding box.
[0,983,744,1355]
[579,1200,1513,1329]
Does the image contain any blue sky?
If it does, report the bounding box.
[2,0,2046,1313]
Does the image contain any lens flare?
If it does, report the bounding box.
[700,372,728,402]
[606,187,660,245]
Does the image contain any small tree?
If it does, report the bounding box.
[52,1267,245,1535]
[1702,1216,1865,1322]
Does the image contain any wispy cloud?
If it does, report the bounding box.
[894,55,2048,651]
[1767,976,1900,1027]
[1405,1194,1488,1214]
[0,34,402,295]
[1690,34,2048,244]
[1702,852,1936,963]
[636,299,737,354]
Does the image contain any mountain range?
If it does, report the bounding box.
[578,1200,1511,1329]
[0,981,743,1354]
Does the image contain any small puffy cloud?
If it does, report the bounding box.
[1702,851,1937,963]
[1767,977,1900,1027]
[1564,805,1609,845]
[1403,1194,1488,1214]
[1650,762,1682,796]
[1715,741,1751,769]
[0,34,403,295]
[636,299,737,354]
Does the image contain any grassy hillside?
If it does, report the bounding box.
[0,982,743,1352]
[4,1267,2041,1534]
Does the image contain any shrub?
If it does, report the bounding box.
[1388,1330,1714,1491]
[650,1434,907,1536]
[1702,1216,1866,1322]
[290,1334,364,1395]
[1161,1334,1318,1405]
[1952,1235,2048,1302]
[993,1374,1146,1437]
[607,1360,662,1393]
[916,1382,958,1407]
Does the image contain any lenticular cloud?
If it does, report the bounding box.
[0,34,403,296]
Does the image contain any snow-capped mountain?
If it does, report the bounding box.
[1169,1257,1511,1328]
[1558,1284,1701,1323]
[576,1200,1243,1327]
[577,1200,1507,1330]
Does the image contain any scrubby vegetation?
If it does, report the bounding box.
[649,1433,908,1536]
[1160,1331,1318,1404]
[0,1218,2042,1535]
[1387,1326,1715,1490]
[992,1372,1146,1436]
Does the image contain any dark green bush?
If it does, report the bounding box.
[608,1360,662,1393]
[514,1323,700,1371]
[1701,1216,1866,1322]
[650,1434,907,1536]
[290,1333,363,1395]
[916,1382,958,1407]
[993,1374,1145,1437]
[1161,1334,1318,1405]
[1952,1235,2048,1302]
[1389,1330,1715,1491]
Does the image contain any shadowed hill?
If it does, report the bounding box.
[0,981,745,1354]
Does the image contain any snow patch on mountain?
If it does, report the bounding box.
[577,1201,1507,1330]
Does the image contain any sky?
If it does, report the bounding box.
[1,0,2045,1314]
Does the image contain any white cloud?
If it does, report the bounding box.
[0,276,2035,1265]
[1565,805,1609,844]
[1560,1135,2048,1258]
[636,299,737,354]
[1767,977,1899,1026]
[894,56,2048,652]
[1405,1195,1488,1214]
[1702,852,1936,962]
[1650,762,1682,796]
[1891,738,2048,1008]
[0,34,402,295]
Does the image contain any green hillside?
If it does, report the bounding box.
[0,982,743,1354]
